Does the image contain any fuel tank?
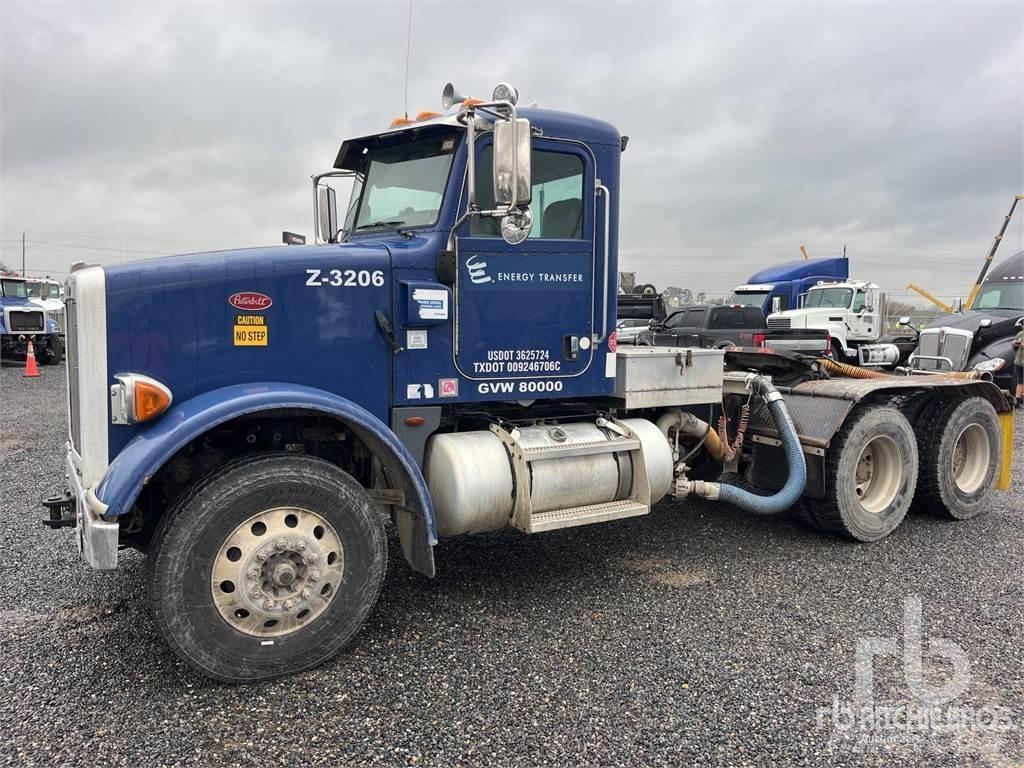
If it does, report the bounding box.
[424,418,672,537]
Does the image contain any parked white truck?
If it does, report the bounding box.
[765,280,915,367]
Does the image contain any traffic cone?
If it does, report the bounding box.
[24,340,40,377]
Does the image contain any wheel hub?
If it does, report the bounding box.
[853,435,902,515]
[211,507,344,638]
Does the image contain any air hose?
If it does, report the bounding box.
[683,375,807,516]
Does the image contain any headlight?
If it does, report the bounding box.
[110,373,173,425]
[973,358,1005,373]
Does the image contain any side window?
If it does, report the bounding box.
[852,291,866,312]
[472,146,585,238]
[664,311,687,329]
[682,309,707,328]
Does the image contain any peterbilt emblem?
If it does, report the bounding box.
[229,292,273,311]
[466,255,492,285]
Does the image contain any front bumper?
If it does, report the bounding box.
[57,449,119,570]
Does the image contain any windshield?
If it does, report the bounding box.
[352,133,457,231]
[973,281,1024,311]
[726,290,770,307]
[0,279,28,299]
[804,287,853,309]
[25,281,42,297]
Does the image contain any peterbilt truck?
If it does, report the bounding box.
[43,84,1015,682]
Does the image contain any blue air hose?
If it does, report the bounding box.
[714,376,806,515]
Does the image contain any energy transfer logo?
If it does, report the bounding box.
[817,596,1016,755]
[466,255,492,284]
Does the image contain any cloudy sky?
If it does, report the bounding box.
[1,0,1022,305]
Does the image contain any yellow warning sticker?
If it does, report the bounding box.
[233,315,268,346]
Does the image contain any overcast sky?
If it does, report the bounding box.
[1,0,1022,305]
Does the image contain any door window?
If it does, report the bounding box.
[851,291,866,312]
[471,146,585,239]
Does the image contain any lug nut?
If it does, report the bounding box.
[282,599,294,610]
[296,542,306,552]
[300,588,311,600]
[248,568,259,579]
[275,540,287,551]
[310,570,321,582]
[257,550,269,561]
[263,599,275,611]
[249,588,261,599]
[306,554,318,564]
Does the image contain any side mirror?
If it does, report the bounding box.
[898,315,911,326]
[493,118,532,209]
[1016,317,1024,328]
[317,185,337,243]
[864,292,875,311]
[770,296,781,314]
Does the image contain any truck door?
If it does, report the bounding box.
[454,139,596,383]
[849,288,876,340]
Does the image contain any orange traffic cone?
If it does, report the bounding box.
[24,339,40,377]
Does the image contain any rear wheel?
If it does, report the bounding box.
[912,396,1001,520]
[805,406,918,541]
[148,454,387,682]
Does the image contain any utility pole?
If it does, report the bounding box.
[21,232,25,276]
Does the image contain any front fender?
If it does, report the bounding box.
[95,382,437,574]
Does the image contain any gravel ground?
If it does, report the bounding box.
[1,359,1022,767]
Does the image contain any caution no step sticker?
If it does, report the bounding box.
[234,314,268,346]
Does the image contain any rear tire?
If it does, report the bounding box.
[912,396,1001,520]
[805,406,918,542]
[148,454,387,683]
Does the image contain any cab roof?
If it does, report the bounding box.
[333,107,621,171]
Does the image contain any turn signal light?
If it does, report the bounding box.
[110,373,173,425]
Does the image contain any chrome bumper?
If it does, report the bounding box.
[66,449,119,570]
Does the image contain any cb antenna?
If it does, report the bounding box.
[403,0,413,120]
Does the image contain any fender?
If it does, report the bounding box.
[95,382,437,576]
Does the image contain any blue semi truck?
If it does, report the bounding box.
[727,256,849,315]
[43,84,1015,681]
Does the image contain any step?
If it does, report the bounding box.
[528,499,649,533]
[522,436,641,462]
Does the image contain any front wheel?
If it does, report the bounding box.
[804,405,918,542]
[37,335,64,364]
[148,454,387,682]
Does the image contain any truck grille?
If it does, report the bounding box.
[65,297,81,450]
[766,317,791,330]
[7,309,44,332]
[916,328,972,372]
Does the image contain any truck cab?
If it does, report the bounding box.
[0,275,64,363]
[727,256,849,315]
[766,279,884,359]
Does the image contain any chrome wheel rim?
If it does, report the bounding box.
[854,435,902,515]
[211,506,344,637]
[952,423,989,494]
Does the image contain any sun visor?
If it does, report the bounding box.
[334,123,463,171]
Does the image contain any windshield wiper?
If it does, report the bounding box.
[355,220,406,231]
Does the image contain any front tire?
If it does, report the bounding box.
[37,335,64,365]
[912,396,1001,520]
[804,406,918,542]
[148,454,387,683]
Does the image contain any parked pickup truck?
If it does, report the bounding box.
[637,304,767,349]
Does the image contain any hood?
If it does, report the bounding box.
[924,308,1023,335]
[768,307,846,327]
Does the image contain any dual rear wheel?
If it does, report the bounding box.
[799,396,1001,541]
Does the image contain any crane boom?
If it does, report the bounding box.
[906,283,953,314]
[964,194,1024,309]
